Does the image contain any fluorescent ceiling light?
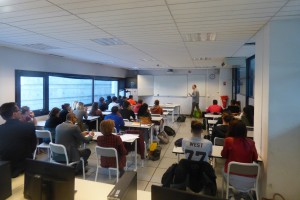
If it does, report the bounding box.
[183,33,216,42]
[91,38,126,46]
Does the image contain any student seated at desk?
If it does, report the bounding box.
[137,103,152,124]
[221,119,258,191]
[45,107,63,142]
[89,102,103,118]
[104,106,124,133]
[127,95,136,105]
[241,105,254,126]
[211,112,233,143]
[59,103,71,122]
[182,120,212,162]
[108,96,120,111]
[119,101,135,121]
[133,99,143,114]
[97,120,127,177]
[99,97,108,111]
[73,102,88,131]
[150,99,163,115]
[227,100,241,115]
[206,100,223,114]
[20,106,37,126]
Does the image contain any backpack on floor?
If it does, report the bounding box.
[164,126,176,136]
[176,115,186,122]
[157,131,169,144]
[148,142,162,161]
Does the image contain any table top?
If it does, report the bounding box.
[102,111,112,115]
[204,114,222,118]
[36,120,46,127]
[151,116,163,121]
[92,132,139,142]
[124,121,153,129]
[207,119,218,124]
[173,145,262,162]
[8,175,151,200]
[86,116,100,121]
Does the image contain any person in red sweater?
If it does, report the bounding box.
[221,119,258,192]
[97,119,127,177]
[206,99,223,113]
[133,99,143,114]
[127,95,136,105]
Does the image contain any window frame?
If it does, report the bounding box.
[15,70,124,116]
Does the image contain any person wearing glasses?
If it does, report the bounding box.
[0,102,36,178]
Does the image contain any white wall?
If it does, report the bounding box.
[0,46,127,124]
[137,69,232,114]
[255,19,300,199]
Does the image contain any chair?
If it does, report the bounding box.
[113,127,118,133]
[33,130,52,159]
[95,146,119,183]
[214,137,224,146]
[49,142,85,179]
[222,161,260,200]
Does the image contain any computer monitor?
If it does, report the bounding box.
[107,171,137,200]
[151,185,223,200]
[24,159,75,200]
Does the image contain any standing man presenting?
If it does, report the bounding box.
[189,84,201,118]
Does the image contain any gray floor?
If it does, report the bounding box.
[37,116,226,198]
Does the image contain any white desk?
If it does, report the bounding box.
[151,116,163,122]
[8,175,151,200]
[172,145,262,162]
[124,121,154,144]
[92,132,139,171]
[204,114,222,118]
[85,116,100,131]
[102,111,112,116]
[36,120,46,128]
[161,104,180,123]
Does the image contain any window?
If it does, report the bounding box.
[20,76,44,110]
[94,80,118,102]
[15,70,123,116]
[49,76,93,110]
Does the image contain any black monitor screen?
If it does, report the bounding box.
[151,185,223,200]
[24,159,75,200]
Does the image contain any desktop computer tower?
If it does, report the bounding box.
[0,161,12,199]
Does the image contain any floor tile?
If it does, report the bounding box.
[137,180,149,191]
[145,182,162,192]
[158,157,177,169]
[150,168,167,183]
[137,166,156,181]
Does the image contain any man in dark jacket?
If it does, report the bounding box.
[0,102,36,178]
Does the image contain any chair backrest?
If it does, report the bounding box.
[214,137,224,146]
[113,127,118,133]
[36,130,52,142]
[49,142,69,164]
[95,146,118,158]
[228,161,260,177]
[151,114,161,117]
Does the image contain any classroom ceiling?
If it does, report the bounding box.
[0,0,300,70]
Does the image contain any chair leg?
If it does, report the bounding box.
[116,169,119,183]
[108,168,111,179]
[95,167,99,181]
[33,148,37,160]
[81,158,85,180]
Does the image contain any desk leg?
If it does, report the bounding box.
[172,110,175,123]
[96,119,99,132]
[150,126,153,145]
[134,139,137,171]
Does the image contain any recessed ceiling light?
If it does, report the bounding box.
[183,33,216,42]
[91,38,126,46]
[192,57,212,61]
[23,43,60,50]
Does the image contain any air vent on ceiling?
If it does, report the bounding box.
[183,33,216,42]
[222,57,246,68]
[23,43,60,50]
[91,38,126,46]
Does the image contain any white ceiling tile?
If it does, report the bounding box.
[0,1,51,13]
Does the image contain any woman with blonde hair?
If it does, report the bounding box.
[97,120,127,177]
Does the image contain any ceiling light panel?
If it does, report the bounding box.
[91,38,126,46]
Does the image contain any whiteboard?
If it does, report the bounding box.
[137,75,154,96]
[187,75,206,96]
[154,75,188,97]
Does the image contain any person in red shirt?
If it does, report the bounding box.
[127,95,136,105]
[221,119,258,192]
[97,120,127,177]
[206,100,223,113]
[150,99,163,115]
[133,99,143,114]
